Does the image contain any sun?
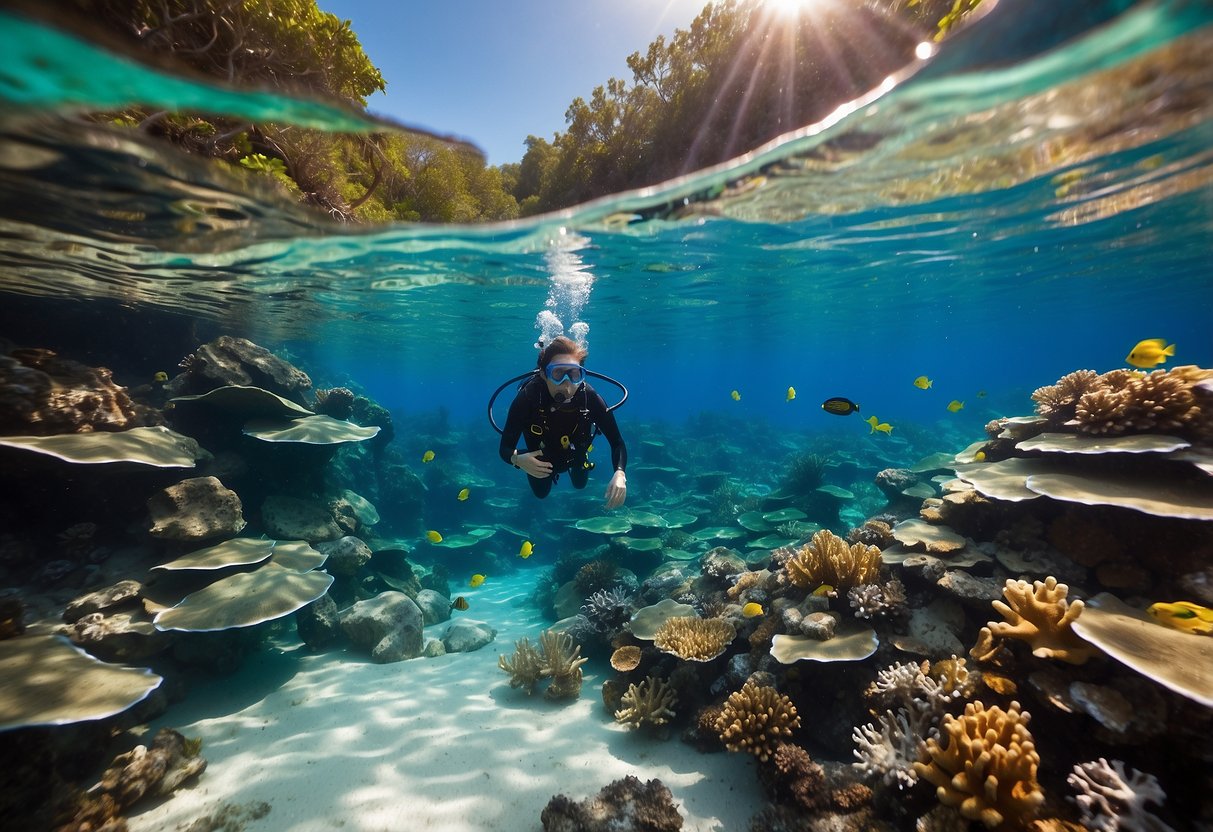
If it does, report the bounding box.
[765,0,819,18]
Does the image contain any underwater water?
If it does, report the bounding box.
[2,0,1213,830]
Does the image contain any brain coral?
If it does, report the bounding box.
[713,681,801,763]
[785,529,881,591]
[913,700,1044,831]
[653,616,736,662]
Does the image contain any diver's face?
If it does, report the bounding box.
[543,352,583,401]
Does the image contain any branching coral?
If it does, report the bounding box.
[713,681,801,763]
[853,709,926,789]
[726,569,768,601]
[498,636,546,694]
[970,577,1097,665]
[848,579,907,619]
[579,587,634,637]
[1035,366,1213,439]
[652,616,736,662]
[785,529,881,592]
[615,674,678,729]
[1033,369,1103,422]
[1067,758,1175,832]
[913,700,1044,831]
[539,629,588,700]
[930,656,978,699]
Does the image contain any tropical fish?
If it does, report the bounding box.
[153,371,169,383]
[450,596,470,611]
[865,416,893,434]
[426,530,443,543]
[947,400,964,413]
[811,584,834,597]
[457,488,470,501]
[422,450,435,463]
[821,397,859,416]
[730,390,741,401]
[974,451,987,462]
[469,573,486,588]
[741,602,764,618]
[1147,600,1213,633]
[913,376,933,389]
[1126,338,1175,369]
[519,540,534,559]
[786,386,796,402]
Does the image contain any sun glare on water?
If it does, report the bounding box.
[766,0,819,17]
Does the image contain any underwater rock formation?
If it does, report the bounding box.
[714,681,801,763]
[338,591,424,663]
[169,336,311,402]
[315,535,372,577]
[540,775,683,832]
[146,476,246,542]
[260,495,342,542]
[313,386,355,419]
[441,619,496,653]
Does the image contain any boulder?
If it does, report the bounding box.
[441,619,496,653]
[260,495,341,542]
[168,336,311,402]
[315,536,372,577]
[339,591,423,663]
[414,589,451,625]
[63,580,143,623]
[296,593,342,650]
[147,477,246,542]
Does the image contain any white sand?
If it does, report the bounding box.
[128,570,764,832]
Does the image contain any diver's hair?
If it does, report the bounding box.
[537,336,587,368]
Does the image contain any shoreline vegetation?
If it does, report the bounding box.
[49,0,982,223]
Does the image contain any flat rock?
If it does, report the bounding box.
[315,536,372,577]
[63,580,143,623]
[906,600,965,658]
[339,591,423,663]
[261,495,341,542]
[936,570,1003,609]
[441,619,497,653]
[147,476,246,542]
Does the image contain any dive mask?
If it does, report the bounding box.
[545,363,586,384]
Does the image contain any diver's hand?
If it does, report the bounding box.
[515,450,552,478]
[605,470,627,509]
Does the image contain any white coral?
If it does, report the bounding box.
[852,708,925,789]
[1067,758,1175,832]
[867,660,959,721]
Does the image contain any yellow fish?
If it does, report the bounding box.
[947,400,964,413]
[457,488,470,501]
[1126,339,1175,369]
[865,416,893,434]
[974,451,987,462]
[1147,601,1213,634]
[519,541,534,559]
[786,386,796,402]
[153,371,169,383]
[450,596,469,611]
[730,390,741,401]
[811,584,834,597]
[741,602,764,618]
[469,574,486,588]
[913,376,932,389]
[426,530,443,544]
[422,450,435,463]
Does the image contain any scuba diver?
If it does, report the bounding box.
[494,336,628,508]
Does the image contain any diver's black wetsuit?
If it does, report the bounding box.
[498,375,627,498]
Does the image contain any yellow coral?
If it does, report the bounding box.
[970,577,1096,665]
[713,681,801,763]
[615,675,678,729]
[785,529,881,591]
[913,700,1044,831]
[652,616,736,662]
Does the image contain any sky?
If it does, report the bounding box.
[317,0,712,165]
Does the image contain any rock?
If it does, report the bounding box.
[315,536,372,577]
[339,591,423,663]
[61,611,168,662]
[296,593,342,650]
[899,554,947,584]
[63,580,143,623]
[875,468,918,503]
[442,619,496,653]
[414,589,451,625]
[700,547,745,580]
[935,570,1002,609]
[906,600,965,658]
[422,637,447,657]
[169,336,311,401]
[541,775,683,832]
[260,495,341,542]
[147,476,246,542]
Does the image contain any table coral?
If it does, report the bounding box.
[615,674,678,729]
[913,700,1044,831]
[713,681,801,763]
[970,577,1097,665]
[652,616,735,662]
[785,529,881,591]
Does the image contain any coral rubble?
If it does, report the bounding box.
[540,775,683,832]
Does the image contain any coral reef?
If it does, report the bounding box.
[852,709,926,789]
[970,577,1097,665]
[579,587,634,638]
[756,742,826,813]
[913,700,1043,831]
[652,616,736,662]
[575,559,619,596]
[1067,758,1175,832]
[313,386,355,419]
[1033,365,1213,439]
[784,530,881,592]
[848,579,907,620]
[615,675,678,730]
[499,635,546,694]
[610,645,642,672]
[540,775,683,832]
[714,681,801,763]
[1032,369,1105,423]
[501,629,589,700]
[848,518,895,548]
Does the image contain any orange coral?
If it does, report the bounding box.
[653,617,735,662]
[970,577,1097,666]
[785,529,881,591]
[714,681,801,763]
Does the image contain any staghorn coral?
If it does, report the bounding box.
[853,708,927,789]
[615,674,678,729]
[498,636,546,694]
[784,529,881,592]
[713,681,801,763]
[914,700,1043,831]
[1067,758,1175,832]
[970,577,1097,665]
[652,616,736,662]
[1033,369,1103,422]
[540,629,589,700]
[848,579,907,620]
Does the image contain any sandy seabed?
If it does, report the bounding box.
[127,570,764,832]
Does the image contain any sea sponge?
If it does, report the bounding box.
[615,674,678,729]
[784,529,881,592]
[652,616,736,662]
[913,700,1044,831]
[713,681,801,763]
[970,577,1097,666]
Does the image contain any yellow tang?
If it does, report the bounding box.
[865,416,893,434]
[1126,338,1175,369]
[457,488,470,501]
[1147,600,1213,634]
[786,386,796,402]
[519,540,534,559]
[947,400,964,413]
[741,602,764,618]
[426,530,443,544]
[469,573,486,588]
[422,450,435,463]
[450,596,469,611]
[811,584,834,597]
[730,390,741,401]
[974,451,987,462]
[153,371,169,383]
[913,376,932,389]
